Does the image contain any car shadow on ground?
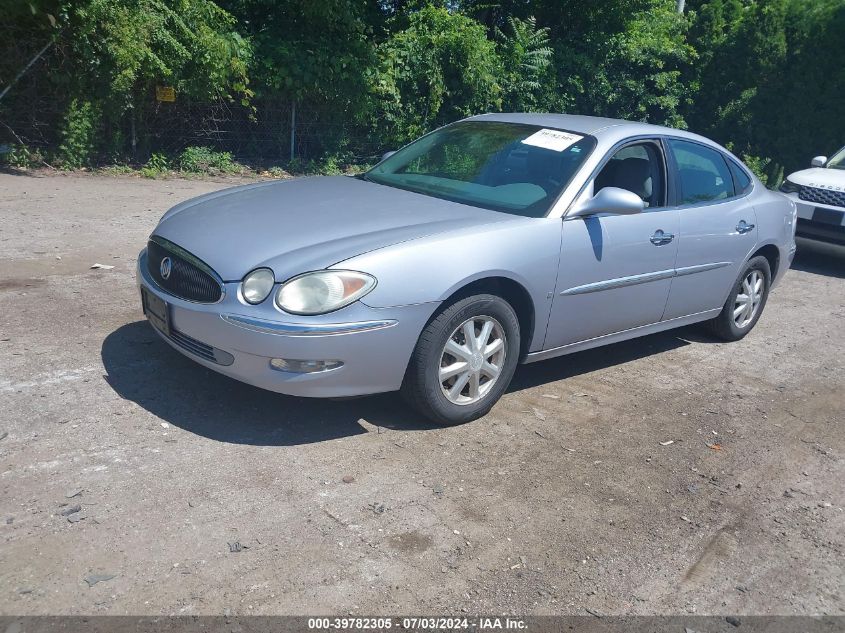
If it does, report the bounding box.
[792,238,845,279]
[102,320,699,446]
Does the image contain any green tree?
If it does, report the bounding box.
[219,0,376,104]
[685,0,845,177]
[561,1,694,126]
[370,5,503,145]
[495,16,553,112]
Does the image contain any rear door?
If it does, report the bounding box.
[662,138,758,320]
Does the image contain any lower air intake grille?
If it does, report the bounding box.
[166,328,234,366]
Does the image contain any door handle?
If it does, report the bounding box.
[650,230,675,246]
[736,220,755,234]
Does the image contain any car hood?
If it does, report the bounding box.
[152,176,515,281]
[787,167,845,189]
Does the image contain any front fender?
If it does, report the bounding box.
[335,217,561,352]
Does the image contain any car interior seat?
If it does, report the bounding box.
[596,157,655,207]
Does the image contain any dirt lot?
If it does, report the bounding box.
[0,172,842,616]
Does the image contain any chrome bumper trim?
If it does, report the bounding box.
[221,314,398,337]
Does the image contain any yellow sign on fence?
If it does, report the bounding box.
[155,86,176,102]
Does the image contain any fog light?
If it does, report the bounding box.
[270,358,343,374]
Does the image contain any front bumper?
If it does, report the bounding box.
[790,196,845,245]
[136,250,438,397]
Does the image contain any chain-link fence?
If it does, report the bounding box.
[0,31,383,166]
[124,97,383,165]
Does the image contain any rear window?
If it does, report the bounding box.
[728,160,752,194]
[668,139,734,204]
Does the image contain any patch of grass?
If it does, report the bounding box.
[98,164,135,176]
[260,166,291,179]
[179,146,243,174]
[283,155,373,177]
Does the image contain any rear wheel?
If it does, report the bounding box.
[401,294,520,425]
[707,255,771,341]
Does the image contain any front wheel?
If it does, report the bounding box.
[401,294,521,425]
[707,255,771,341]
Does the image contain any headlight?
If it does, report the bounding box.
[779,179,800,194]
[276,270,376,315]
[241,268,275,304]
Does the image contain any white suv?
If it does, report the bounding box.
[780,147,845,245]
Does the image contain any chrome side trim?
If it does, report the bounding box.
[674,261,731,277]
[560,261,732,296]
[560,268,675,295]
[221,314,398,337]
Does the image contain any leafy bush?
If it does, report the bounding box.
[57,99,98,169]
[140,153,170,178]
[740,154,772,187]
[0,144,44,169]
[178,146,242,173]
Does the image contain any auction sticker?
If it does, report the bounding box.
[521,128,583,152]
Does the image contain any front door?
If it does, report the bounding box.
[545,140,680,349]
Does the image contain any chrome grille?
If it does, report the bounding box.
[799,185,845,209]
[146,237,223,303]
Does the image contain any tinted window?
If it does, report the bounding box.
[668,139,735,204]
[728,160,752,194]
[366,121,597,217]
[595,142,665,208]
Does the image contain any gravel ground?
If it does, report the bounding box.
[0,172,842,616]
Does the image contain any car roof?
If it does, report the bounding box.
[466,112,714,145]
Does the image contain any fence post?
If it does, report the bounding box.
[290,101,296,161]
[130,102,137,160]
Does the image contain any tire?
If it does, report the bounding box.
[401,294,521,425]
[707,255,771,341]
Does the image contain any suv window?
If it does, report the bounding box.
[728,160,752,194]
[594,142,666,208]
[668,139,734,204]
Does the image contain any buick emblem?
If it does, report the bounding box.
[160,256,172,280]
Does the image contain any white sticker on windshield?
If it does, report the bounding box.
[521,128,584,152]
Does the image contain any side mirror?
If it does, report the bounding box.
[811,156,827,168]
[381,150,396,162]
[568,187,645,218]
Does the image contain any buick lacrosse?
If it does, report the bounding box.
[137,113,797,424]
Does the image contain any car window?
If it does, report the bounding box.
[827,146,845,170]
[594,142,665,208]
[728,160,752,194]
[366,121,597,217]
[668,139,735,204]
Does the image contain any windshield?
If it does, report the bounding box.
[827,146,845,170]
[365,121,597,217]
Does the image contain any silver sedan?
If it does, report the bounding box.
[137,113,797,424]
